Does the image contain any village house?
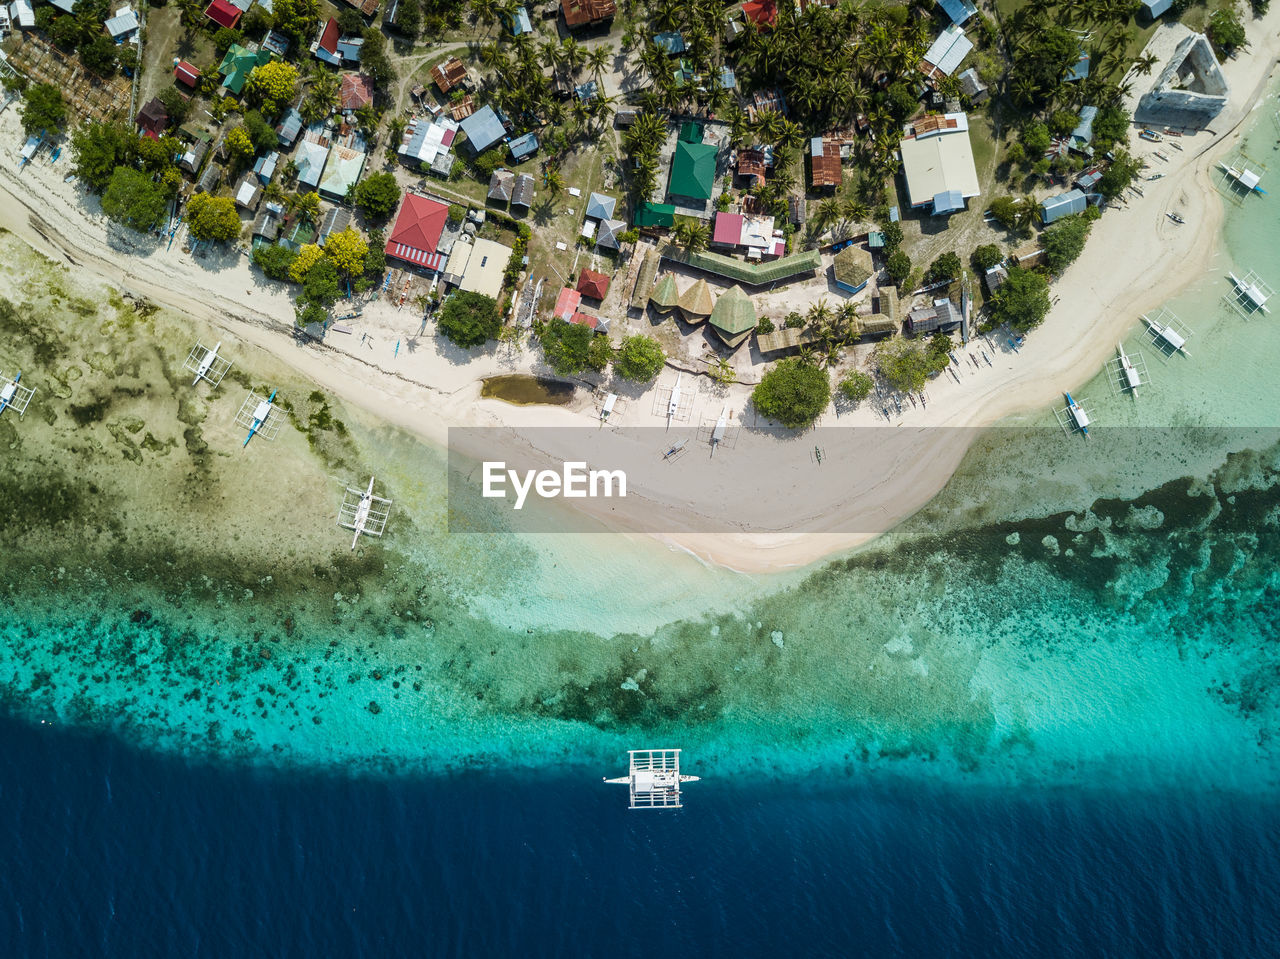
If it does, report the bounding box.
[898,113,980,215]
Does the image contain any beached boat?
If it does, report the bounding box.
[0,371,22,416]
[604,749,699,809]
[711,404,728,446]
[667,373,682,422]
[1139,129,1163,142]
[1167,212,1185,224]
[600,392,617,422]
[663,438,687,460]
[1220,162,1267,195]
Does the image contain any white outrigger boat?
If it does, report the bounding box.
[338,476,392,550]
[1228,271,1271,314]
[243,390,276,446]
[600,391,617,422]
[1220,162,1267,195]
[604,749,699,809]
[1143,312,1192,356]
[1065,392,1090,437]
[234,389,283,447]
[667,373,682,423]
[183,340,232,388]
[711,403,729,449]
[1114,343,1147,394]
[0,370,34,418]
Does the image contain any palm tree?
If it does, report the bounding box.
[673,221,709,253]
[841,196,869,223]
[586,46,610,84]
[815,197,842,231]
[560,37,585,74]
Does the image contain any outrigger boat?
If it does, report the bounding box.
[1228,271,1271,314]
[243,389,276,447]
[1220,162,1267,195]
[605,749,699,810]
[1117,344,1142,393]
[1143,313,1191,356]
[600,392,617,422]
[667,373,682,423]
[1167,212,1185,225]
[711,403,728,449]
[1139,129,1163,142]
[338,476,392,550]
[0,371,21,415]
[1147,173,1164,181]
[1065,392,1090,437]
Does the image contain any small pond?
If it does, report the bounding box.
[480,374,576,406]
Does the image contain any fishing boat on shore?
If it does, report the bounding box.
[1167,212,1185,224]
[604,749,699,809]
[1112,343,1148,394]
[600,392,617,422]
[1140,129,1163,142]
[667,373,682,423]
[711,403,728,449]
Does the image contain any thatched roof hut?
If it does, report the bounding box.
[859,313,898,337]
[832,246,874,293]
[649,272,679,313]
[678,277,714,322]
[709,285,757,348]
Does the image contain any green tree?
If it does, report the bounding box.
[880,221,903,252]
[101,167,170,232]
[838,369,874,405]
[751,358,830,429]
[614,334,665,381]
[539,317,594,374]
[301,258,341,306]
[439,290,502,348]
[213,27,243,57]
[245,60,299,114]
[353,172,401,222]
[1042,215,1091,272]
[587,334,612,373]
[323,227,368,277]
[364,229,387,279]
[71,121,135,192]
[157,86,193,125]
[80,36,117,76]
[972,244,1003,271]
[875,337,932,394]
[242,110,278,155]
[252,243,299,280]
[1022,122,1051,155]
[886,249,912,287]
[1207,9,1247,54]
[988,265,1051,332]
[226,127,254,166]
[1048,110,1079,139]
[20,83,66,135]
[925,251,961,284]
[1097,150,1142,199]
[1092,106,1130,149]
[186,193,242,242]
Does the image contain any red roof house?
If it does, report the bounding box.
[742,0,777,29]
[554,287,582,320]
[569,312,599,329]
[174,60,201,89]
[385,194,448,271]
[205,0,241,30]
[340,74,374,111]
[576,269,610,300]
[712,212,744,247]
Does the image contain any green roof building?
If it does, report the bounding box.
[219,44,271,96]
[708,284,757,348]
[635,201,676,228]
[668,140,717,201]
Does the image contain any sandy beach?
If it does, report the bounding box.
[2,15,1279,573]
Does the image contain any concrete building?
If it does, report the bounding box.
[1136,32,1228,131]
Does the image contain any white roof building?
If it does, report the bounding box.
[899,113,980,213]
[104,6,139,39]
[9,0,34,28]
[458,237,512,300]
[921,25,973,79]
[399,116,459,167]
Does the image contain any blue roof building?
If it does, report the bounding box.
[459,105,507,154]
[575,80,599,101]
[1071,106,1098,147]
[510,6,532,35]
[1065,49,1090,82]
[1143,0,1173,16]
[508,132,539,162]
[719,65,736,90]
[937,0,977,25]
[276,107,303,147]
[653,31,685,55]
[584,192,616,220]
[336,36,364,63]
[1041,188,1087,224]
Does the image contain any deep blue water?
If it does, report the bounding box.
[0,715,1276,958]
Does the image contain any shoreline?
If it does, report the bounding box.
[2,24,1279,573]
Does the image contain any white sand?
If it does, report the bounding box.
[2,18,1279,573]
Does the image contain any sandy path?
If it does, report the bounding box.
[1,15,1279,573]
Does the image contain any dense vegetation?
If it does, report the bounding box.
[751,358,830,430]
[439,291,502,348]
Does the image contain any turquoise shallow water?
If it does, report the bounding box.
[2,98,1280,794]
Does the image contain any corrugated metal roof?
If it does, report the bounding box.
[921,25,973,78]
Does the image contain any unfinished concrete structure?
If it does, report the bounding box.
[1136,33,1228,130]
